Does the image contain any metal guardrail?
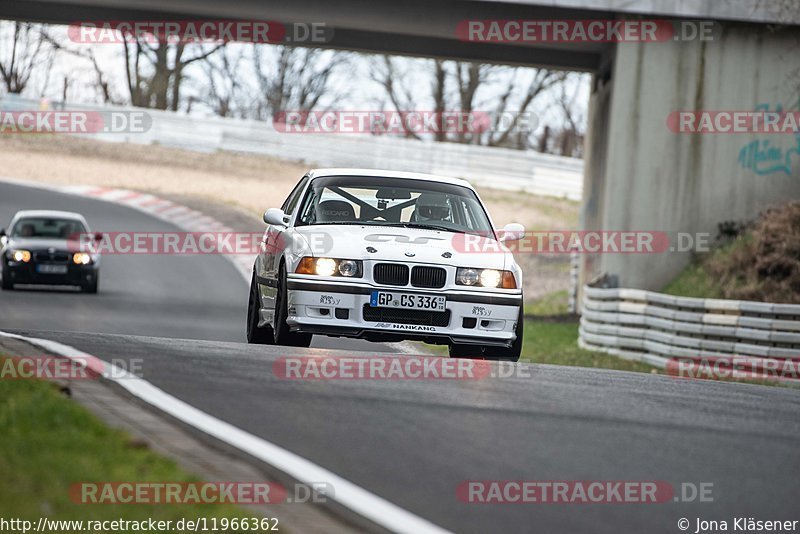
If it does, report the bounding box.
[0,96,584,200]
[579,286,800,374]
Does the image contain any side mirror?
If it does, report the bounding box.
[499,223,525,242]
[263,208,289,227]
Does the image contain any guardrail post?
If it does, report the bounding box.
[568,244,579,313]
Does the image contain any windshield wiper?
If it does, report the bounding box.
[382,222,462,233]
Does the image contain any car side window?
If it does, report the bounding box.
[282,176,310,216]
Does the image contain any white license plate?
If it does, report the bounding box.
[370,291,446,311]
[36,264,68,274]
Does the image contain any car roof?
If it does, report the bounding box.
[307,168,474,189]
[11,210,88,223]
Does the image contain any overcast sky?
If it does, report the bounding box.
[5,22,591,137]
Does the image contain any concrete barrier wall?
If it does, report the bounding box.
[0,96,584,201]
[582,22,800,291]
[579,286,800,381]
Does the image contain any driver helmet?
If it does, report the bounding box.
[415,193,451,221]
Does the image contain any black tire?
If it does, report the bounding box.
[483,309,523,362]
[247,271,274,344]
[448,305,523,362]
[1,269,12,290]
[273,263,312,347]
[82,273,99,294]
[448,343,479,358]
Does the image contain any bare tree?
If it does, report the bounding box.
[534,73,587,157]
[370,56,431,139]
[372,55,566,149]
[486,69,565,148]
[430,60,448,142]
[198,46,246,117]
[555,74,586,156]
[121,35,224,110]
[42,32,122,104]
[0,22,53,94]
[251,46,345,121]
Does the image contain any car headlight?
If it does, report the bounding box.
[8,249,31,263]
[295,257,363,277]
[72,252,93,265]
[314,257,337,276]
[456,267,517,288]
[480,269,502,288]
[456,268,479,286]
[338,259,360,277]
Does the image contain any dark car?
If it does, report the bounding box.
[1,210,101,293]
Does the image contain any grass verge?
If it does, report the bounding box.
[0,356,255,527]
[523,289,569,316]
[519,292,656,373]
[664,202,799,303]
[517,294,795,388]
[519,320,655,373]
[661,240,746,299]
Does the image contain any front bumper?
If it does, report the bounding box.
[3,260,98,286]
[286,277,522,347]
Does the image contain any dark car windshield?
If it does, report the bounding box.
[11,217,88,239]
[296,176,493,234]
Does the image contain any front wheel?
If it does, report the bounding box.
[82,273,99,294]
[449,306,523,362]
[247,271,274,344]
[1,268,12,290]
[273,264,312,347]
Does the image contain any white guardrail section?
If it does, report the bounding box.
[1,96,584,200]
[579,286,800,372]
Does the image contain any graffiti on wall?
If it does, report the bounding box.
[738,102,800,176]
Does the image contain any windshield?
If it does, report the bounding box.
[10,217,87,239]
[296,176,493,234]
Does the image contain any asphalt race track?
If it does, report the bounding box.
[2,181,800,533]
[7,330,800,533]
[0,181,395,351]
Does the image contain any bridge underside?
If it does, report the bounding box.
[1,0,613,71]
[3,0,799,292]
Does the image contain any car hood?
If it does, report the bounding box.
[4,237,72,251]
[295,225,510,269]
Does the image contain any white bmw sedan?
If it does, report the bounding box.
[246,168,525,361]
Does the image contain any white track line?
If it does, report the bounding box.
[1,177,433,358]
[0,177,252,282]
[0,330,451,534]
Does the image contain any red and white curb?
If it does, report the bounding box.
[1,178,424,355]
[1,179,253,282]
[0,329,451,534]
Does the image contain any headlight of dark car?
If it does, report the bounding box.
[72,252,93,265]
[7,249,32,263]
